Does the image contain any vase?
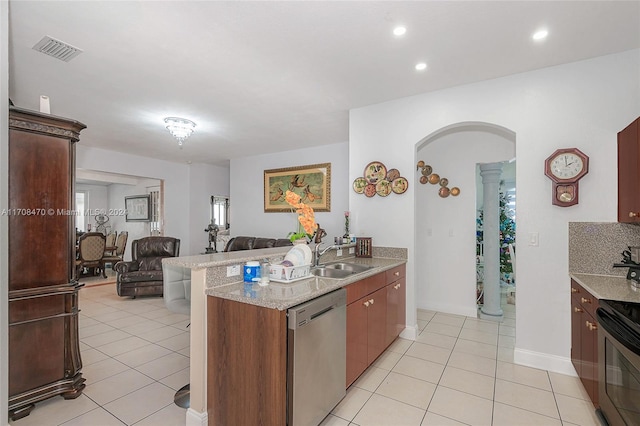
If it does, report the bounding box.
[292,239,308,245]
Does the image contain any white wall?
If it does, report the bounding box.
[417,125,515,317]
[76,145,228,256]
[350,49,640,373]
[230,142,349,242]
[188,162,230,255]
[1,0,9,420]
[106,183,154,261]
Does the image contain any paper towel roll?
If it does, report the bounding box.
[39,95,50,114]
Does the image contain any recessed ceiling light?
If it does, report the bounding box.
[415,62,427,71]
[393,26,407,37]
[532,29,548,41]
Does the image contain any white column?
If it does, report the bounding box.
[479,163,504,321]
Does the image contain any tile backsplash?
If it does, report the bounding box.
[569,222,640,275]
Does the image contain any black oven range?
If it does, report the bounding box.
[596,299,640,426]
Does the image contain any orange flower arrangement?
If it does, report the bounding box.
[285,190,318,242]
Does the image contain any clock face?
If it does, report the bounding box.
[550,153,584,179]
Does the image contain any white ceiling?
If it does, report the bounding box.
[8,1,640,166]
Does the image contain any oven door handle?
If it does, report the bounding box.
[596,307,640,356]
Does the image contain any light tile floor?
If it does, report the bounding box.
[10,284,600,426]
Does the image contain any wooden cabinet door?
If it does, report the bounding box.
[346,298,369,387]
[581,310,599,407]
[9,129,73,289]
[367,287,387,365]
[386,277,406,347]
[570,294,583,379]
[569,279,600,408]
[618,117,640,223]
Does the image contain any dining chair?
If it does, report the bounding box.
[75,232,106,279]
[104,231,117,256]
[101,231,128,277]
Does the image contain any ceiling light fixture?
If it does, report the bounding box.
[164,117,196,148]
[415,62,427,71]
[393,26,407,36]
[532,29,548,41]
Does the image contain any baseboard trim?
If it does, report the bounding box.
[186,408,208,426]
[400,324,418,341]
[419,301,478,318]
[514,348,578,376]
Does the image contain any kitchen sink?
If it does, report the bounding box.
[311,262,374,279]
[310,267,353,279]
[324,262,373,273]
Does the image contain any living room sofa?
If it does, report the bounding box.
[223,236,292,252]
[115,236,180,298]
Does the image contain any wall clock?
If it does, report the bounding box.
[544,148,589,207]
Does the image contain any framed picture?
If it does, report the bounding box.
[264,163,331,212]
[125,195,151,222]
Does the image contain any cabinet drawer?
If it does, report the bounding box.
[346,272,385,305]
[570,279,599,318]
[385,265,406,285]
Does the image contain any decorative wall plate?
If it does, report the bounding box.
[353,177,367,194]
[376,179,392,197]
[386,168,400,182]
[364,161,387,184]
[364,183,377,197]
[439,187,450,198]
[392,177,409,194]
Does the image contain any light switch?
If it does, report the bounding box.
[336,248,343,257]
[529,232,539,246]
[348,247,355,254]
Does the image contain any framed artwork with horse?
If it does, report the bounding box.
[264,163,331,212]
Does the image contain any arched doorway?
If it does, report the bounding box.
[414,122,515,318]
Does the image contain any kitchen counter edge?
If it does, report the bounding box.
[205,257,407,311]
[570,273,640,304]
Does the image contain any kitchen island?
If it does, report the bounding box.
[163,246,407,426]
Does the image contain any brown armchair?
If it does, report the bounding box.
[75,232,106,279]
[114,236,180,298]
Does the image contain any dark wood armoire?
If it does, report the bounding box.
[8,106,86,420]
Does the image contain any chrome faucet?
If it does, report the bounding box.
[313,243,336,267]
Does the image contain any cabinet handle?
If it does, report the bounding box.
[369,299,374,305]
[581,297,591,304]
[629,212,640,218]
[585,321,597,331]
[394,271,400,276]
[394,283,401,290]
[571,287,578,293]
[574,307,583,313]
[363,301,370,307]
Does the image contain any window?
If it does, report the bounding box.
[149,189,161,235]
[75,191,87,231]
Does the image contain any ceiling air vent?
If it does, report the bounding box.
[32,36,83,62]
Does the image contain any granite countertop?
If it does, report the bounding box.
[570,273,640,303]
[205,257,406,311]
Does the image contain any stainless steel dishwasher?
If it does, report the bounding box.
[287,288,346,426]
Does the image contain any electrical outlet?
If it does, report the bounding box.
[227,265,240,277]
[349,247,355,254]
[336,248,343,257]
